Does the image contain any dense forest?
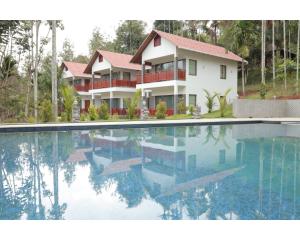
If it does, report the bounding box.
[0,20,299,122]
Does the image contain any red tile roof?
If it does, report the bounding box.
[131,29,243,63]
[84,50,141,74]
[61,61,91,78]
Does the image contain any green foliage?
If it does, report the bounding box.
[111,113,120,120]
[59,38,74,61]
[125,89,141,119]
[88,104,98,121]
[155,101,167,119]
[27,116,35,124]
[60,112,68,122]
[39,99,53,122]
[188,105,195,115]
[114,20,147,55]
[80,113,89,121]
[203,89,217,113]
[259,83,268,99]
[99,102,109,120]
[216,88,231,118]
[177,97,186,114]
[60,84,75,122]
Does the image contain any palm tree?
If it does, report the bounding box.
[272,20,276,88]
[34,20,40,122]
[283,20,287,90]
[261,20,266,85]
[51,20,58,121]
[297,20,300,94]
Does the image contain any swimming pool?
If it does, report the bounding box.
[0,123,299,220]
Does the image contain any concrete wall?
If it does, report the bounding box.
[233,99,300,118]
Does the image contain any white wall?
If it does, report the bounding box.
[92,56,111,73]
[142,37,176,62]
[62,68,73,79]
[182,49,238,113]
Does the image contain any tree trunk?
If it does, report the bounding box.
[51,20,58,121]
[34,21,40,122]
[261,20,266,85]
[297,20,300,95]
[242,60,245,95]
[272,20,276,88]
[283,20,287,90]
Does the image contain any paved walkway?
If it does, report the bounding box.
[1,118,300,132]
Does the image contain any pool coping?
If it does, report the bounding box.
[0,118,297,133]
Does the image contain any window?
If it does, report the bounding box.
[189,59,197,76]
[123,72,131,80]
[154,35,161,47]
[188,155,197,171]
[189,95,197,106]
[219,149,226,164]
[99,54,103,62]
[220,65,227,79]
[178,59,186,70]
[155,95,174,108]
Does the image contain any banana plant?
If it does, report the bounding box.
[216,88,231,117]
[203,89,217,113]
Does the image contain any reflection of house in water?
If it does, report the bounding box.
[91,129,142,176]
[141,126,242,198]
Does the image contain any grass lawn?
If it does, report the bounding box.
[166,114,192,120]
[202,105,233,118]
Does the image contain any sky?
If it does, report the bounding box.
[44,19,154,57]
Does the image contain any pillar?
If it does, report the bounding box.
[174,84,178,115]
[109,68,112,115]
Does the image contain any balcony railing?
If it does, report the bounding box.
[136,69,186,84]
[93,79,137,89]
[74,84,90,92]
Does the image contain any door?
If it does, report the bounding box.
[85,100,90,112]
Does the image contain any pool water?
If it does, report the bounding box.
[1,123,300,220]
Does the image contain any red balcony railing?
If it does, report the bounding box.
[136,70,186,84]
[93,79,136,89]
[74,84,90,92]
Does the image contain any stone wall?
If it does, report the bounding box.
[233,99,300,118]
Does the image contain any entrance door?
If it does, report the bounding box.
[85,100,90,112]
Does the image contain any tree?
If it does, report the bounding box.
[59,38,74,61]
[73,54,89,64]
[51,20,58,121]
[272,20,276,88]
[283,20,287,89]
[114,20,146,55]
[34,20,40,122]
[297,21,300,94]
[88,27,106,56]
[261,20,266,85]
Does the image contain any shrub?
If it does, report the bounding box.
[203,89,217,113]
[188,105,195,115]
[60,112,68,122]
[80,113,89,121]
[27,116,35,124]
[155,100,167,119]
[39,99,53,122]
[259,83,267,99]
[60,85,75,122]
[177,97,186,114]
[99,102,109,120]
[125,90,141,119]
[216,88,231,117]
[88,105,98,121]
[112,113,119,120]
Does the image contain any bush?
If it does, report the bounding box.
[88,105,98,121]
[80,113,89,121]
[155,101,167,119]
[216,88,231,117]
[27,116,35,124]
[188,105,195,115]
[203,89,217,113]
[111,113,119,120]
[125,90,141,119]
[60,112,68,122]
[177,97,186,114]
[99,102,109,120]
[60,85,75,122]
[259,83,267,99]
[39,99,53,122]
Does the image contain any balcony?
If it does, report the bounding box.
[93,79,137,89]
[74,84,90,92]
[136,70,186,84]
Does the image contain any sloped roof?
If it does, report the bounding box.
[84,50,141,74]
[131,29,243,63]
[61,61,91,78]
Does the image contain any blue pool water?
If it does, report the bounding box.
[1,123,300,220]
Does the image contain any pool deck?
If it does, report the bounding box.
[1,118,300,132]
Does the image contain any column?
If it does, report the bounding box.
[109,68,112,115]
[174,84,178,115]
[92,73,94,90]
[174,55,178,80]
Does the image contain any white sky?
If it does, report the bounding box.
[43,19,154,57]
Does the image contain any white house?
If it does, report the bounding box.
[130,29,243,114]
[83,50,141,115]
[61,61,93,112]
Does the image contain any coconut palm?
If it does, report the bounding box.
[297,20,300,94]
[283,20,287,89]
